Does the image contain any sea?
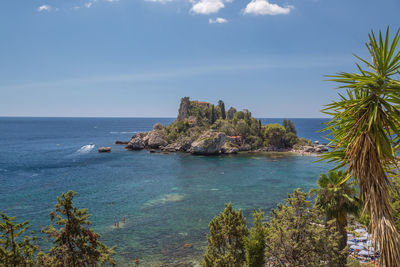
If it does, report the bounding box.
[0,117,334,266]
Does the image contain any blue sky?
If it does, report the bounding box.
[0,0,399,117]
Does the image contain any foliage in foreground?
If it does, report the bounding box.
[0,191,116,267]
[265,189,344,266]
[310,170,360,265]
[321,27,400,266]
[203,190,345,267]
[390,176,400,232]
[38,191,116,267]
[203,203,248,267]
[0,213,38,266]
[244,210,265,267]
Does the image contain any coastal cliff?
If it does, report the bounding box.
[124,97,328,155]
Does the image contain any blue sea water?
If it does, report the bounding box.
[0,117,332,266]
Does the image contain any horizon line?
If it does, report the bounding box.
[0,115,332,119]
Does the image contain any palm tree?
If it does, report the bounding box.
[310,170,360,263]
[322,28,400,266]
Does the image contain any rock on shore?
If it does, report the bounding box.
[98,147,111,153]
[189,131,226,155]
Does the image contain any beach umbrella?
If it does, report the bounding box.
[359,250,370,256]
[362,232,371,238]
[357,236,368,241]
[368,247,375,253]
[350,245,364,250]
[355,228,366,233]
[366,240,376,247]
[347,240,356,245]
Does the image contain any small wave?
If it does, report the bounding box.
[109,131,138,134]
[142,193,186,208]
[76,144,95,153]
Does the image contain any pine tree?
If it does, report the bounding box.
[211,105,216,124]
[245,210,265,267]
[282,120,297,135]
[39,191,116,267]
[203,203,248,267]
[0,213,38,267]
[265,189,344,266]
[218,100,226,120]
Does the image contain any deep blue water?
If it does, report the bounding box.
[0,117,332,266]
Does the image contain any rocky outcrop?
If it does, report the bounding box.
[226,107,237,120]
[162,136,194,152]
[126,132,149,150]
[296,144,329,154]
[221,142,239,154]
[177,97,190,121]
[238,144,251,151]
[303,146,315,153]
[121,97,325,156]
[98,147,111,153]
[190,131,226,155]
[147,130,167,148]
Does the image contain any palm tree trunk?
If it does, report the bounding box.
[349,131,400,266]
[337,218,348,267]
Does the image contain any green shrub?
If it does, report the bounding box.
[235,119,250,137]
[283,120,297,135]
[246,135,263,149]
[0,213,38,266]
[284,132,299,148]
[263,124,286,148]
[265,189,344,266]
[245,210,266,267]
[203,203,248,267]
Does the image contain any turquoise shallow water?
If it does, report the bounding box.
[0,117,332,266]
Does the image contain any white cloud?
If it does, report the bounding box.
[190,0,232,15]
[85,2,93,8]
[209,17,228,24]
[243,0,293,15]
[37,5,52,12]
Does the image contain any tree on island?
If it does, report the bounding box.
[310,171,360,265]
[203,203,248,267]
[264,189,344,266]
[218,100,226,120]
[38,191,116,267]
[283,120,297,135]
[0,213,39,266]
[321,27,400,266]
[211,105,216,124]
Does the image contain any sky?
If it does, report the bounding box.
[0,0,399,118]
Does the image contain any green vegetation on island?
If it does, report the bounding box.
[125,97,318,155]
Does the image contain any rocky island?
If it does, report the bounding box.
[122,97,328,155]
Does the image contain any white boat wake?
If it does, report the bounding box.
[77,144,95,153]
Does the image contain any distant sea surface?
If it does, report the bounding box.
[0,117,332,266]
